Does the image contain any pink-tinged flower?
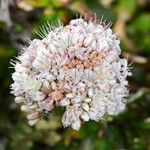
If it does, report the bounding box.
[11,17,131,130]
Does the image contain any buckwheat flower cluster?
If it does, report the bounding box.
[11,18,131,130]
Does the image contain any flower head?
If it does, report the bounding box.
[11,18,131,130]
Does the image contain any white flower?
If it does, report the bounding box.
[62,105,82,130]
[81,111,90,121]
[11,17,131,130]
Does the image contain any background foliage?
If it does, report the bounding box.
[0,0,150,150]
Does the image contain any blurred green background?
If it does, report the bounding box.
[0,0,150,150]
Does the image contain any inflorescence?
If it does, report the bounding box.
[11,18,131,130]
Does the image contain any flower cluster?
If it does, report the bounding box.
[11,18,131,130]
